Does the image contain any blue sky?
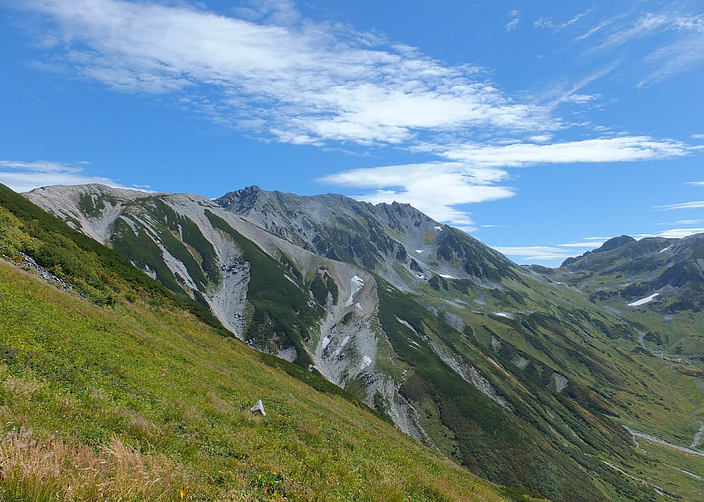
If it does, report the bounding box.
[2,0,704,266]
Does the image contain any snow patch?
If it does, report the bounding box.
[494,311,514,319]
[628,293,659,307]
[345,275,365,307]
[434,226,442,231]
[415,249,423,254]
[659,245,673,253]
[283,274,300,287]
[360,355,372,370]
[439,274,456,279]
[396,317,418,334]
[486,356,511,378]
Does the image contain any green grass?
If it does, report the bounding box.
[373,280,660,502]
[6,182,703,501]
[373,262,704,502]
[0,259,514,502]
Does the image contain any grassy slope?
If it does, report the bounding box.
[389,263,704,501]
[0,186,518,501]
[544,253,704,441]
[375,281,660,502]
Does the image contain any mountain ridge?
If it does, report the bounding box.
[1,182,519,502]
[18,182,704,502]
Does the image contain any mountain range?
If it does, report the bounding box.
[3,182,703,501]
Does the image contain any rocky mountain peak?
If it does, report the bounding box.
[216,185,264,214]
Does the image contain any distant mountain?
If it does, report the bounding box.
[550,232,704,366]
[23,183,704,502]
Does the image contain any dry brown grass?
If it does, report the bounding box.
[0,427,187,501]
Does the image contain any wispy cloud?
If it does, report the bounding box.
[440,136,692,166]
[595,12,670,51]
[547,63,616,108]
[15,0,702,234]
[491,245,575,263]
[535,10,591,32]
[637,24,704,87]
[20,0,553,147]
[574,20,610,41]
[0,160,124,193]
[557,237,610,249]
[507,10,520,32]
[656,201,704,210]
[636,228,704,239]
[664,219,704,225]
[492,236,609,263]
[578,8,704,87]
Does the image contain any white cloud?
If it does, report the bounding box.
[687,181,704,187]
[320,135,694,230]
[636,228,704,239]
[441,136,692,167]
[17,0,703,239]
[656,200,704,210]
[493,235,609,263]
[491,245,574,262]
[0,160,125,193]
[507,10,520,32]
[574,20,610,41]
[319,162,514,228]
[22,0,554,146]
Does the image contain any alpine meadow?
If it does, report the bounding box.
[2,1,704,501]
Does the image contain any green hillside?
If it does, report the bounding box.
[0,185,518,501]
[14,183,704,501]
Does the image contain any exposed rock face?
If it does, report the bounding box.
[26,185,252,336]
[217,186,518,288]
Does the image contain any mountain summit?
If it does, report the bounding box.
[217,185,517,284]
